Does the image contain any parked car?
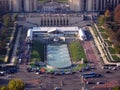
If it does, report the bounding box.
[60,71,65,75]
[0,71,5,76]
[7,75,12,78]
[54,72,60,76]
[106,71,111,73]
[27,68,33,72]
[86,81,95,84]
[49,75,55,79]
[108,66,112,70]
[65,71,72,75]
[101,66,108,69]
[54,87,62,90]
[112,67,117,70]
[95,74,102,77]
[96,81,104,85]
[35,72,40,75]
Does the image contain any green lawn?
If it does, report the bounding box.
[56,0,68,2]
[108,47,116,54]
[112,55,120,62]
[68,41,86,62]
[104,40,113,46]
[31,41,45,62]
[101,33,108,39]
[0,56,5,63]
[99,28,105,32]
[72,63,86,71]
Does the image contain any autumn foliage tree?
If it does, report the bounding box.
[105,9,111,18]
[0,79,25,90]
[8,79,25,90]
[112,86,120,90]
[2,14,11,27]
[114,4,120,23]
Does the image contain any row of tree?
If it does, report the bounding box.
[0,14,18,63]
[0,27,7,55]
[0,14,12,63]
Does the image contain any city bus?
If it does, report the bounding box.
[82,72,101,78]
[83,74,96,78]
[82,72,96,76]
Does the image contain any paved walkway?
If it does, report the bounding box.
[81,41,98,65]
[16,21,38,28]
[11,27,22,64]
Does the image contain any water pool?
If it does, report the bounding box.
[47,44,71,69]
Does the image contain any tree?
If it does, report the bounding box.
[8,79,25,90]
[0,86,8,90]
[113,86,120,90]
[116,29,120,41]
[105,9,111,18]
[98,15,106,25]
[114,4,120,14]
[13,14,18,21]
[2,14,11,27]
[114,4,120,23]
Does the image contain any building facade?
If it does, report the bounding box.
[9,0,22,12]
[25,13,84,26]
[26,27,86,41]
[24,0,37,12]
[0,0,120,12]
[0,0,9,12]
[1,0,38,12]
[69,0,120,12]
[69,0,84,11]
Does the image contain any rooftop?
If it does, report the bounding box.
[32,27,79,32]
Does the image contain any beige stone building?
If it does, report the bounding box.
[1,0,120,12]
[3,0,38,12]
[9,0,22,12]
[0,0,9,12]
[24,0,37,12]
[69,0,84,12]
[25,13,84,26]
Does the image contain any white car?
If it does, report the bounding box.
[35,72,39,75]
[65,71,72,75]
[7,75,12,78]
[96,81,104,85]
[54,87,61,90]
[112,67,117,70]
